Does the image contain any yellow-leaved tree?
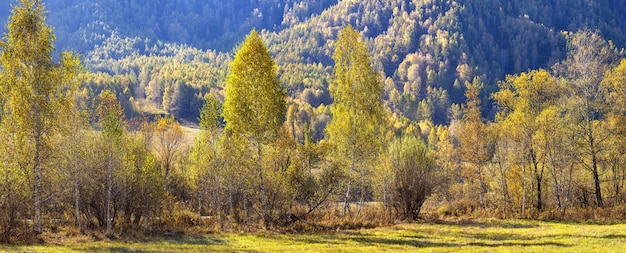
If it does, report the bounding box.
[326,25,385,216]
[222,30,286,229]
[0,0,80,235]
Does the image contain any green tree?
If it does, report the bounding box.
[326,25,385,216]
[222,29,286,228]
[0,0,80,234]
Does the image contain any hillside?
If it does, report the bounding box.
[2,0,625,127]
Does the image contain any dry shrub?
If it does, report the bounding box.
[160,203,199,231]
[436,199,479,217]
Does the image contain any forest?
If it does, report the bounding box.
[2,0,626,243]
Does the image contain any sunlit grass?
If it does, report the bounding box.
[2,219,625,252]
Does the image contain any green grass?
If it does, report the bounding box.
[2,220,625,252]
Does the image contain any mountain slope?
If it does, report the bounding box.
[2,0,625,127]
[0,0,338,52]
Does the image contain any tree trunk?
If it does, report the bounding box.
[591,147,603,207]
[521,165,527,217]
[257,144,270,229]
[34,141,42,235]
[106,147,113,236]
[478,165,485,209]
[344,186,351,217]
[74,158,84,233]
[536,175,542,211]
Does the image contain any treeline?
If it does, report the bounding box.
[78,0,626,130]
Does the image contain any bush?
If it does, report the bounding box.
[381,136,441,220]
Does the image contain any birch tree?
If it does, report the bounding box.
[326,25,384,216]
[0,0,80,234]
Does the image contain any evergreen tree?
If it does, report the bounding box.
[457,78,493,210]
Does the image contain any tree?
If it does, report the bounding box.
[326,25,385,216]
[559,29,618,207]
[457,78,493,209]
[153,116,184,181]
[222,29,286,228]
[493,70,561,211]
[96,90,124,236]
[0,0,80,234]
[190,96,225,227]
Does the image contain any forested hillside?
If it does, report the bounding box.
[2,0,625,125]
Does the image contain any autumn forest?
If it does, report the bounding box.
[2,0,626,243]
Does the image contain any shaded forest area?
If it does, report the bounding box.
[2,0,626,243]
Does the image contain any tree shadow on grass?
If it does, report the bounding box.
[539,233,626,240]
[81,236,228,253]
[431,219,538,229]
[349,236,461,248]
[164,235,227,245]
[467,241,571,247]
[461,232,536,241]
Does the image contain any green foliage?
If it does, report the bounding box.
[223,29,286,144]
[96,90,124,142]
[1,0,621,125]
[326,25,385,214]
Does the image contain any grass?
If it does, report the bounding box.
[180,125,201,148]
[1,219,625,252]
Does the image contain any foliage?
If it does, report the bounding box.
[381,136,440,220]
[326,25,385,216]
[223,30,286,144]
[0,0,80,236]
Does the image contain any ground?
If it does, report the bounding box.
[1,219,625,252]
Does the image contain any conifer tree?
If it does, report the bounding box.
[457,78,493,210]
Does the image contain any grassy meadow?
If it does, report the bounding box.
[1,219,625,252]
